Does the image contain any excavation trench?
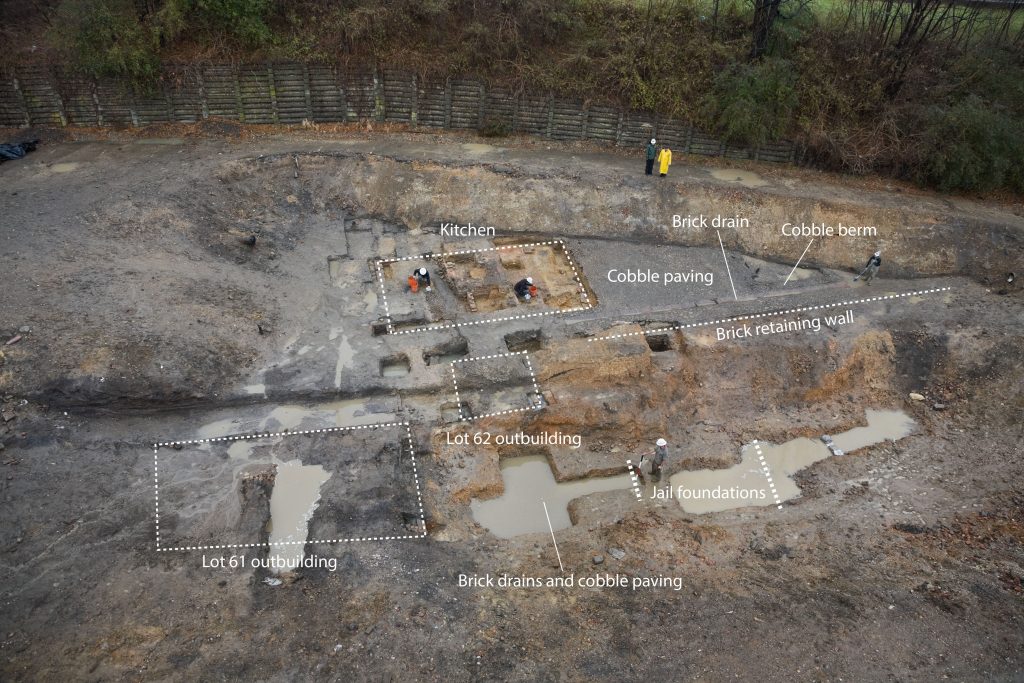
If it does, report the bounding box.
[3,135,1023,681]
[11,146,975,562]
[218,151,1022,282]
[470,456,633,538]
[267,461,332,572]
[470,410,917,537]
[151,397,414,562]
[670,409,916,514]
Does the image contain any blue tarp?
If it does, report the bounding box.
[0,140,39,163]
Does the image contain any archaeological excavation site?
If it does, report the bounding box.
[0,128,1022,682]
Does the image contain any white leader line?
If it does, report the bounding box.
[717,230,739,301]
[783,239,814,286]
[542,500,565,572]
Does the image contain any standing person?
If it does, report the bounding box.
[645,138,657,176]
[855,251,882,285]
[656,147,672,177]
[650,438,668,481]
[414,267,432,292]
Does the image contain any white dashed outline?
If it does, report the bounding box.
[151,421,427,552]
[588,287,952,342]
[753,440,784,510]
[449,350,544,421]
[374,239,592,335]
[451,363,464,421]
[374,259,394,335]
[625,459,643,500]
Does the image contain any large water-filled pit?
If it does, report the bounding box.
[470,409,916,537]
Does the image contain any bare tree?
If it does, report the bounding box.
[749,0,813,59]
[847,0,959,97]
[997,0,1024,44]
[750,0,783,58]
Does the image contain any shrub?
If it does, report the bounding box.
[915,96,1024,193]
[163,0,273,47]
[54,0,160,87]
[479,117,511,138]
[702,58,798,146]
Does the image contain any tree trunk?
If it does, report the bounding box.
[750,0,783,59]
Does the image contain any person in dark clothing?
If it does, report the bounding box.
[639,438,669,483]
[414,267,432,291]
[651,438,668,481]
[645,138,657,175]
[514,277,535,299]
[855,251,882,284]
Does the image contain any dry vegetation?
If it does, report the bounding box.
[2,0,1023,192]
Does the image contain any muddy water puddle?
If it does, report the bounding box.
[268,461,331,571]
[329,326,355,388]
[471,456,632,538]
[462,143,497,154]
[196,399,396,458]
[710,168,768,188]
[669,409,915,513]
[833,409,915,452]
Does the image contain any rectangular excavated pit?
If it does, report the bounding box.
[646,334,673,352]
[504,329,544,353]
[450,352,541,421]
[391,317,434,333]
[374,241,593,335]
[441,401,471,422]
[470,284,515,313]
[328,256,341,282]
[380,354,411,377]
[424,339,470,366]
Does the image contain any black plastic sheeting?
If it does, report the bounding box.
[0,139,39,163]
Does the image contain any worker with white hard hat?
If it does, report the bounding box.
[652,438,669,480]
[413,266,432,291]
[514,276,536,300]
[855,250,882,285]
[645,138,657,176]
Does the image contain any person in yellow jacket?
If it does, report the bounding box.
[656,147,672,177]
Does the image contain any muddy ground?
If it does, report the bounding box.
[0,125,1022,682]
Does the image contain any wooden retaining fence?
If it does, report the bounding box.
[0,63,796,163]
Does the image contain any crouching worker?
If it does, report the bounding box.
[514,277,538,301]
[410,267,432,292]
